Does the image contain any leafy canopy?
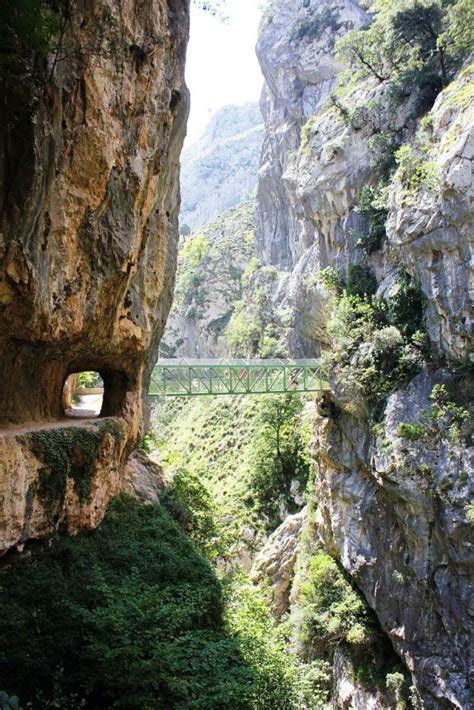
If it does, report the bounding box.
[336,0,474,110]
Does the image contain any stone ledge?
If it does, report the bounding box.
[0,418,129,555]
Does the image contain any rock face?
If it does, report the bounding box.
[314,370,473,708]
[180,103,264,231]
[387,63,474,361]
[0,419,128,553]
[0,0,189,552]
[253,1,474,707]
[332,648,394,709]
[161,200,256,358]
[256,0,368,269]
[251,507,307,618]
[121,450,166,504]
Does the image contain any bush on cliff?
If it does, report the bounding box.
[298,553,374,654]
[325,270,427,416]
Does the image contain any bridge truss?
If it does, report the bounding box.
[149,359,327,397]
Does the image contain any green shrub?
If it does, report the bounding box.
[428,384,470,443]
[162,468,222,558]
[393,383,470,448]
[355,184,389,254]
[326,292,424,415]
[294,660,332,708]
[345,264,378,298]
[395,145,438,193]
[386,671,406,703]
[225,574,297,708]
[319,266,342,292]
[298,553,373,655]
[388,271,426,339]
[465,502,474,525]
[138,431,155,454]
[391,571,405,585]
[242,256,259,288]
[368,132,400,179]
[300,116,318,149]
[396,422,425,441]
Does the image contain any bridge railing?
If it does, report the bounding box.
[149,359,327,397]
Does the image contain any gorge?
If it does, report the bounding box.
[0,1,473,708]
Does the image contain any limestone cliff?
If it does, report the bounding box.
[0,0,189,553]
[252,1,473,707]
[256,0,368,269]
[180,103,264,231]
[161,200,256,358]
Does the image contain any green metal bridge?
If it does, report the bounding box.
[149,359,327,398]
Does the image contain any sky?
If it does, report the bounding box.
[185,0,264,146]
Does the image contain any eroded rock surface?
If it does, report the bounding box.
[387,63,474,361]
[122,450,166,504]
[313,371,474,708]
[0,0,189,552]
[0,419,127,553]
[251,507,307,617]
[253,1,473,707]
[180,103,264,231]
[256,0,367,269]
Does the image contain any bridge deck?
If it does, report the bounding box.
[150,359,327,397]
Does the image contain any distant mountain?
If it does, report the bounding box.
[180,103,264,231]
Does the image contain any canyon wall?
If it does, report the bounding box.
[180,102,264,231]
[253,1,473,707]
[161,200,256,358]
[0,0,189,553]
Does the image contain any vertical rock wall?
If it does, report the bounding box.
[0,0,190,553]
[254,1,473,707]
[256,0,367,269]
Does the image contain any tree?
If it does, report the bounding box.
[0,0,60,85]
[249,394,311,529]
[259,394,304,463]
[336,0,473,108]
[439,0,474,66]
[337,28,390,82]
[390,3,447,84]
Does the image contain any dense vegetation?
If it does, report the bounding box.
[151,392,313,557]
[0,497,296,709]
[147,395,412,706]
[0,0,60,85]
[337,0,474,113]
[319,267,427,418]
[0,491,407,709]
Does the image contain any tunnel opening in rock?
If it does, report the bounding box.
[63,372,104,419]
